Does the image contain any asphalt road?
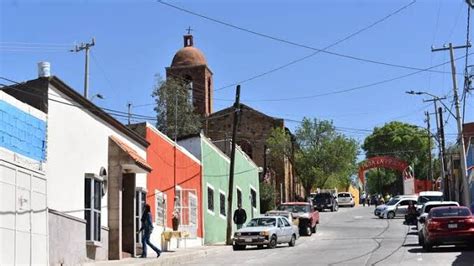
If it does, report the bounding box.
[184,206,474,265]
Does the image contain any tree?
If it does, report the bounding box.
[152,75,202,139]
[365,169,398,195]
[362,121,432,182]
[278,118,358,197]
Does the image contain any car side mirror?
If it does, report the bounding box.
[419,217,425,224]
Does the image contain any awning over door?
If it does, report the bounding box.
[109,136,152,173]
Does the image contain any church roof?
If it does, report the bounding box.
[170,34,207,67]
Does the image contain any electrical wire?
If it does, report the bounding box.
[158,0,461,93]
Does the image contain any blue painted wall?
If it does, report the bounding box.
[0,100,46,161]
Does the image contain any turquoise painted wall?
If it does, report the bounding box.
[200,137,260,244]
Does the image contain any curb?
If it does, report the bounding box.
[141,246,227,265]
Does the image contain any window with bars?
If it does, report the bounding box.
[220,192,226,217]
[207,186,214,213]
[189,194,197,226]
[236,188,242,206]
[135,188,147,243]
[155,191,167,227]
[251,188,257,208]
[85,174,102,242]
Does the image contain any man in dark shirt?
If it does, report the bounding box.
[233,204,247,229]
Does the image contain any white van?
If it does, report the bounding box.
[416,191,443,209]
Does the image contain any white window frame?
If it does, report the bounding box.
[207,184,215,215]
[219,189,227,219]
[155,189,167,227]
[135,187,147,244]
[85,173,103,246]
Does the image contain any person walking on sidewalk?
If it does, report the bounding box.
[233,204,247,229]
[139,204,161,258]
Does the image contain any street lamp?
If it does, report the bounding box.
[90,93,104,102]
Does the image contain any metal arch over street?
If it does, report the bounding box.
[358,156,413,184]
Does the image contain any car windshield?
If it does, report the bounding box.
[278,205,310,213]
[417,195,443,204]
[424,204,458,214]
[431,207,471,218]
[246,218,276,227]
[386,199,399,206]
[338,193,350,198]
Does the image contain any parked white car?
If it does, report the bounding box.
[337,192,355,207]
[416,201,459,245]
[378,196,418,219]
[416,191,444,211]
[233,216,298,250]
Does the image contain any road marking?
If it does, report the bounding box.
[354,216,363,219]
[417,257,423,261]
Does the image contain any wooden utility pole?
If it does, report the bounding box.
[71,38,95,98]
[226,85,241,245]
[438,107,449,200]
[425,111,434,189]
[127,102,132,125]
[432,43,471,206]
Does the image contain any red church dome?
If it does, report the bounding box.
[171,35,207,67]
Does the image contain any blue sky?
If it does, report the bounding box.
[1,0,473,149]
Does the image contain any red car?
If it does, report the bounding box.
[420,206,474,251]
[277,202,320,236]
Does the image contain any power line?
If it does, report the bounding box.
[158,0,460,93]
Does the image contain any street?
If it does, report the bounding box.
[185,207,474,265]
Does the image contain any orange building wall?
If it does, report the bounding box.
[145,127,203,238]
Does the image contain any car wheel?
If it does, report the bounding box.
[418,233,424,246]
[335,204,339,211]
[268,235,277,249]
[233,244,245,251]
[311,224,317,233]
[306,225,312,236]
[387,211,395,219]
[288,234,296,247]
[423,241,432,252]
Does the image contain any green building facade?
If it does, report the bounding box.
[179,134,260,244]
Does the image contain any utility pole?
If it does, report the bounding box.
[226,85,241,245]
[71,38,95,98]
[438,107,450,200]
[432,43,471,206]
[425,111,434,189]
[127,102,132,125]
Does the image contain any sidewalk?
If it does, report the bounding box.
[88,245,228,265]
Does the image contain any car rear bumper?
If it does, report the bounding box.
[427,231,474,245]
[338,201,354,206]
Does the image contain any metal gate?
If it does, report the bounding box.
[0,160,48,265]
[176,189,198,238]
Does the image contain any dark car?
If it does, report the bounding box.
[277,202,320,236]
[419,206,474,251]
[313,193,338,212]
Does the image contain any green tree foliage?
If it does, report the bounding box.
[365,169,398,195]
[362,121,432,180]
[267,118,358,197]
[152,75,202,139]
[259,182,276,213]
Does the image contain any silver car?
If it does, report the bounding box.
[379,196,417,219]
[233,216,298,250]
[337,192,355,207]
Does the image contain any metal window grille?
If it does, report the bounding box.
[219,192,226,217]
[177,189,198,238]
[85,174,102,242]
[155,191,167,227]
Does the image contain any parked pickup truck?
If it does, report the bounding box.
[277,202,320,236]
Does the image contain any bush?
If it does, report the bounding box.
[259,182,276,213]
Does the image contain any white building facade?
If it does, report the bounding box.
[3,76,151,264]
